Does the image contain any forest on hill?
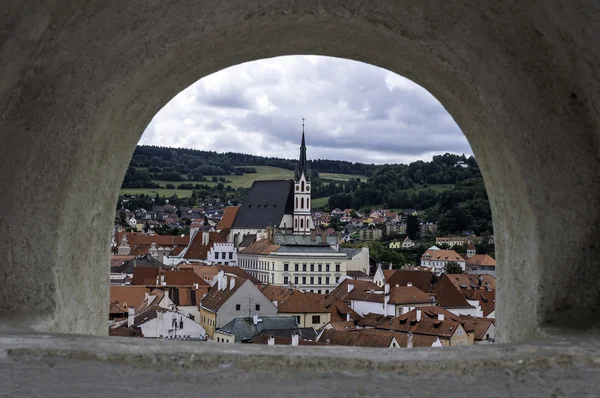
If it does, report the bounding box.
[121,145,492,235]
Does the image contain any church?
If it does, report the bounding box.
[225,123,370,292]
[228,125,315,246]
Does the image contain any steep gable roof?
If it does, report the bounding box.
[231,180,294,229]
[217,206,240,230]
[109,285,147,309]
[325,297,362,322]
[201,277,250,312]
[217,264,262,285]
[431,274,473,308]
[260,286,329,313]
[184,231,226,260]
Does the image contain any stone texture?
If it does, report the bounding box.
[1,330,600,396]
[0,1,599,345]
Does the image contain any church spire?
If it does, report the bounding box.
[297,118,308,180]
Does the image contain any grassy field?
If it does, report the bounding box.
[120,166,364,197]
[120,187,195,198]
[311,196,330,208]
[320,172,367,181]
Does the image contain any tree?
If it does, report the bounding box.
[406,214,419,240]
[444,261,464,274]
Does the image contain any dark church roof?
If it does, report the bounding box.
[231,180,294,229]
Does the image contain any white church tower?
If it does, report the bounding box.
[293,119,314,235]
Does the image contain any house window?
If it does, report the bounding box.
[215,252,219,259]
[295,316,301,325]
[310,277,314,285]
[295,264,299,271]
[318,277,322,285]
[229,252,233,259]
[284,276,289,285]
[301,197,304,208]
[310,264,314,272]
[302,277,306,284]
[326,264,330,272]
[325,290,329,294]
[236,304,241,311]
[294,276,298,285]
[221,252,226,260]
[300,218,304,228]
[312,315,321,324]
[318,264,322,272]
[318,290,321,294]
[303,264,307,272]
[335,264,340,272]
[326,277,330,285]
[457,329,463,335]
[255,304,260,311]
[284,263,289,271]
[188,314,195,321]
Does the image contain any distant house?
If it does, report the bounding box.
[213,315,299,343]
[200,272,277,340]
[117,306,207,339]
[420,249,466,275]
[359,228,382,241]
[389,241,402,250]
[349,283,435,317]
[401,236,415,249]
[260,285,331,330]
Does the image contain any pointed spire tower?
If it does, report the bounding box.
[293,118,313,235]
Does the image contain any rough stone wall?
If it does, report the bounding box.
[0,1,598,342]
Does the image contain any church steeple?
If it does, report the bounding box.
[296,118,309,180]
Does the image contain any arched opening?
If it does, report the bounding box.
[301,197,304,209]
[0,3,598,351]
[301,181,305,191]
[300,218,304,229]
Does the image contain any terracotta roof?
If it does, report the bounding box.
[217,264,262,285]
[373,307,474,338]
[467,290,496,316]
[389,286,434,305]
[239,239,278,255]
[467,243,476,251]
[318,329,396,348]
[445,273,496,291]
[201,277,248,312]
[356,313,391,328]
[459,315,494,340]
[261,286,329,314]
[324,279,382,306]
[385,270,437,294]
[161,270,209,286]
[109,285,148,309]
[252,334,324,346]
[325,297,362,322]
[131,267,160,286]
[431,274,473,308]
[217,206,240,230]
[116,232,189,257]
[357,328,440,348]
[191,265,220,282]
[326,321,357,331]
[420,249,464,262]
[110,255,135,267]
[466,254,496,267]
[184,231,226,260]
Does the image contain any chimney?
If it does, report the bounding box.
[311,229,316,241]
[347,283,354,293]
[229,277,235,290]
[407,332,413,348]
[194,283,199,290]
[217,270,225,291]
[384,283,390,295]
[416,309,422,322]
[268,335,275,346]
[388,263,392,270]
[253,313,259,325]
[346,312,351,322]
[202,232,209,245]
[407,282,413,287]
[144,292,149,303]
[128,307,135,327]
[384,293,390,315]
[291,333,299,347]
[438,313,445,321]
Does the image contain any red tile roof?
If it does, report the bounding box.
[217,206,240,230]
[260,286,328,314]
[184,231,226,260]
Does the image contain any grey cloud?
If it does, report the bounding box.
[141,55,472,164]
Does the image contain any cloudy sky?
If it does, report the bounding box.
[140,55,471,164]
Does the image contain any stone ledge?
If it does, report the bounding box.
[1,331,599,396]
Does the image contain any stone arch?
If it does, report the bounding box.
[0,2,598,345]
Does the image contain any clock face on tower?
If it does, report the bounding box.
[306,186,310,191]
[296,185,300,191]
